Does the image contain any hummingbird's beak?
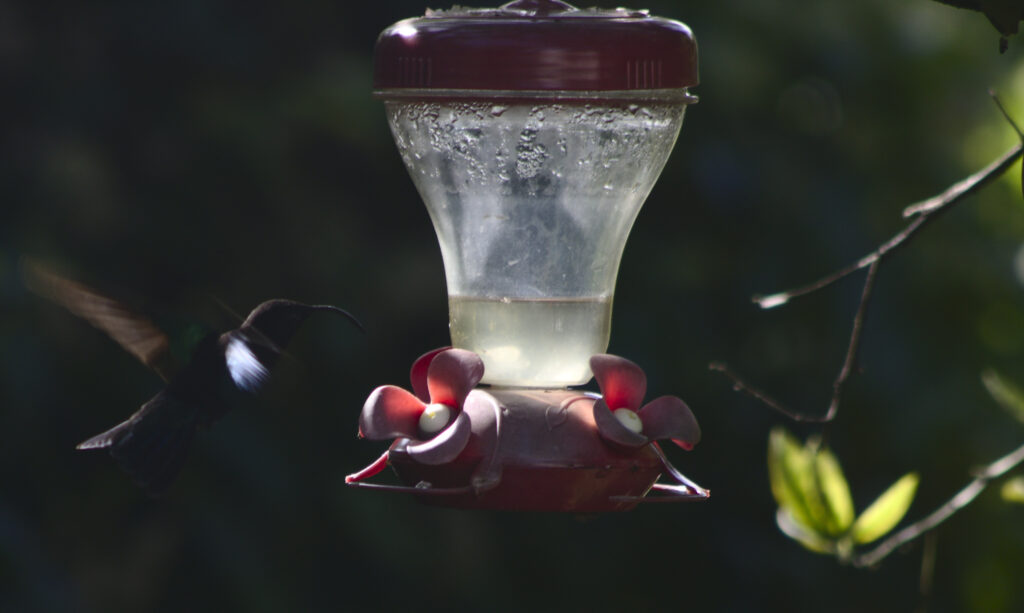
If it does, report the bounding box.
[311,304,365,334]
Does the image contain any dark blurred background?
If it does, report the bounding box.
[3,0,1024,611]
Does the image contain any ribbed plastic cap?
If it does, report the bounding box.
[374,0,698,97]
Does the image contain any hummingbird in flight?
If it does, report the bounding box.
[23,260,363,496]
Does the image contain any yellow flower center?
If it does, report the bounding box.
[419,403,453,434]
[613,408,643,434]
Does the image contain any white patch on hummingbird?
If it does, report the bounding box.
[225,337,268,392]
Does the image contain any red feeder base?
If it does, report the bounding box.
[352,389,706,512]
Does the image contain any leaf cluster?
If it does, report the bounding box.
[768,428,919,561]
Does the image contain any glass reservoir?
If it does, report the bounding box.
[375,0,698,387]
[387,99,685,386]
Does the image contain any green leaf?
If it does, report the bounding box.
[851,473,920,545]
[1001,475,1024,504]
[767,428,828,535]
[767,428,805,523]
[775,508,835,555]
[814,446,855,536]
[981,369,1024,426]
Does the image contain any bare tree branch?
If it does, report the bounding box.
[713,98,1024,566]
[903,144,1023,217]
[713,141,1023,423]
[708,361,815,421]
[917,532,938,613]
[827,260,879,419]
[710,260,880,423]
[756,143,1023,310]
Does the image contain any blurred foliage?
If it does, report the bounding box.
[768,427,918,559]
[983,367,1024,424]
[1003,475,1024,502]
[4,0,1024,612]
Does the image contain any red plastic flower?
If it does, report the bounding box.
[590,353,701,450]
[357,347,484,465]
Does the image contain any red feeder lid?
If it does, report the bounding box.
[374,0,698,99]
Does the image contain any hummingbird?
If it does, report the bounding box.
[23,260,363,496]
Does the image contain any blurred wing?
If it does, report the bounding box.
[77,391,200,496]
[22,259,176,381]
[77,420,132,450]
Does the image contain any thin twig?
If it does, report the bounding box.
[826,260,879,420]
[990,91,1024,201]
[715,98,1024,570]
[851,440,1024,568]
[755,143,1023,310]
[990,91,1024,140]
[715,142,1023,422]
[743,144,1020,414]
[709,260,880,423]
[903,144,1023,217]
[708,361,813,420]
[917,532,937,613]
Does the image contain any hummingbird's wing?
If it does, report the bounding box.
[76,390,201,496]
[22,259,177,381]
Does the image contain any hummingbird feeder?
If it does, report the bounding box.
[348,0,708,511]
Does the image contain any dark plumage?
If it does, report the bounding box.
[24,261,362,495]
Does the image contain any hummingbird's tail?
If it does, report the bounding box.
[77,397,199,496]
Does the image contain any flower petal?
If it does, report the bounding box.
[359,385,425,440]
[637,395,701,449]
[410,347,450,402]
[592,398,648,447]
[406,410,472,465]
[427,348,484,408]
[345,451,390,484]
[590,354,646,411]
[462,390,503,492]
